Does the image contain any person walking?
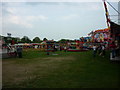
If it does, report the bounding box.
[14,46,17,57]
[101,45,105,57]
[17,46,23,58]
[64,46,67,52]
[93,45,97,57]
[98,45,102,55]
[109,41,116,58]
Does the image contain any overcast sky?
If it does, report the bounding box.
[1,1,118,41]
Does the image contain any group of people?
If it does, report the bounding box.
[93,44,106,57]
[92,41,120,58]
[109,41,120,58]
[7,46,23,58]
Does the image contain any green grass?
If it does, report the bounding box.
[2,50,120,88]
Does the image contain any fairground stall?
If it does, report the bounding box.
[39,40,55,52]
[58,41,68,51]
[39,41,47,51]
[80,37,92,50]
[46,40,55,52]
[89,28,111,49]
[67,40,88,52]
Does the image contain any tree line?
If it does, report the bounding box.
[1,35,48,44]
[1,35,73,44]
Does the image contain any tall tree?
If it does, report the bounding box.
[43,38,48,41]
[58,39,69,42]
[33,37,41,43]
[21,36,31,43]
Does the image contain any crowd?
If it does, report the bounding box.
[92,44,105,57]
[5,45,23,58]
[92,41,120,58]
[2,41,119,59]
[109,41,120,58]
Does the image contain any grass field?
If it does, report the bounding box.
[2,49,120,88]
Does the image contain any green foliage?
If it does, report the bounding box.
[2,37,10,44]
[32,37,41,43]
[21,36,31,43]
[58,39,74,43]
[43,38,48,41]
[58,39,69,42]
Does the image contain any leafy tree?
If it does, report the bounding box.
[3,37,12,44]
[58,39,69,42]
[43,38,48,41]
[33,37,41,43]
[21,36,31,43]
[16,37,21,42]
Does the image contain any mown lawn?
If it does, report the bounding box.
[2,49,120,88]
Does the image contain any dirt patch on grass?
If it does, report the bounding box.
[2,56,75,87]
